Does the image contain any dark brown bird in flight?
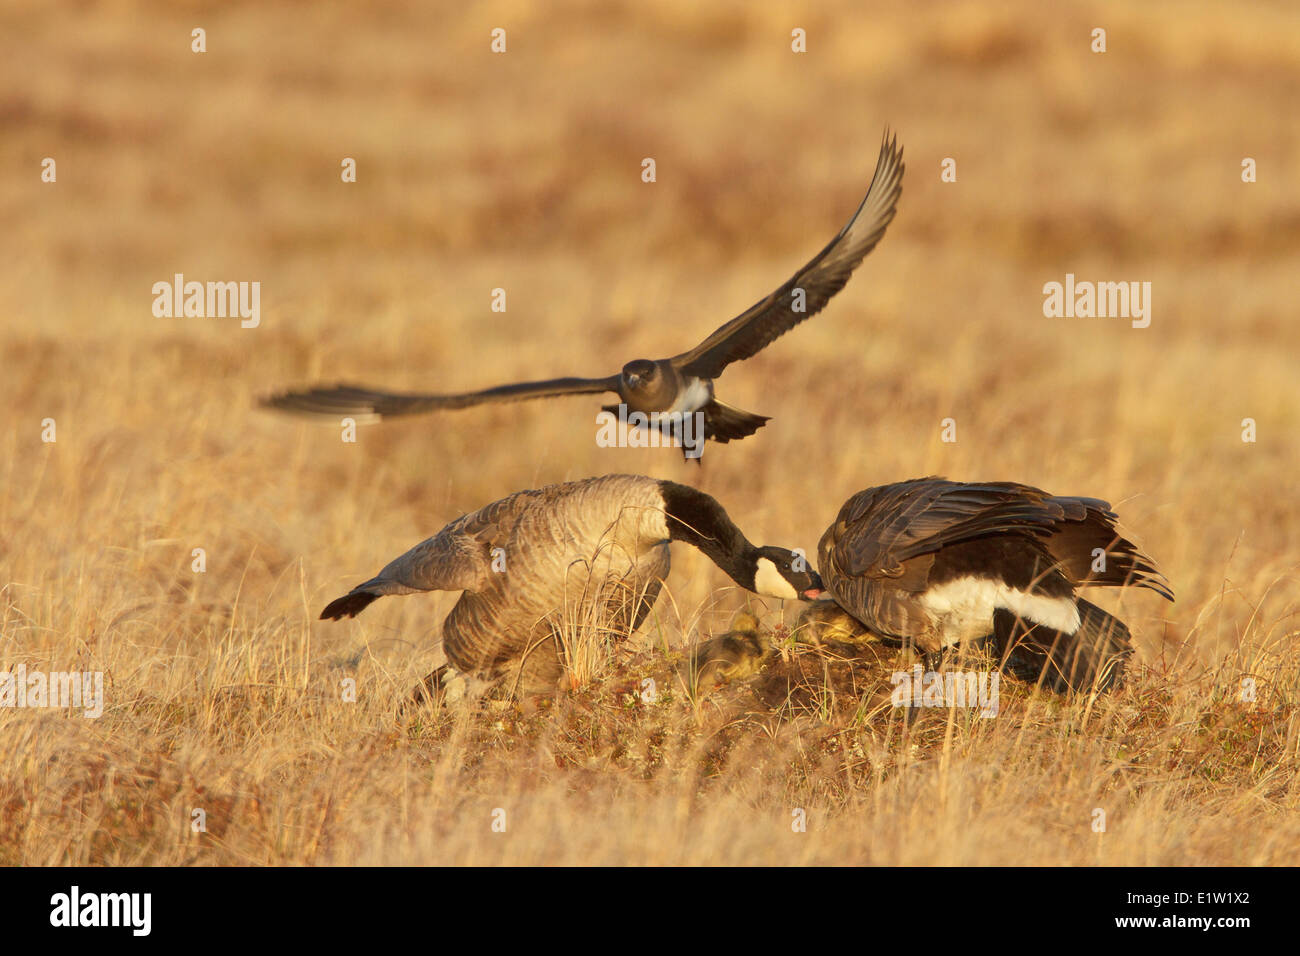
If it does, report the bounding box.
[262,130,905,455]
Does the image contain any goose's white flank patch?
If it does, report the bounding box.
[921,576,1080,645]
[754,557,798,600]
[668,377,712,414]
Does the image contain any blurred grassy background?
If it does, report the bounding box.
[1,0,1297,864]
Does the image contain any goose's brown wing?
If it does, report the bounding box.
[262,375,620,421]
[671,129,904,379]
[821,478,1172,599]
[823,479,1096,578]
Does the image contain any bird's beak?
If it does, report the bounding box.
[626,374,641,388]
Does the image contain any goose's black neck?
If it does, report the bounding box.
[659,481,758,587]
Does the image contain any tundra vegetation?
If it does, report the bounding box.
[1,0,1295,864]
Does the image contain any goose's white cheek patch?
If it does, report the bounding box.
[754,557,799,600]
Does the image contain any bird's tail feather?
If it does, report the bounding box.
[702,399,770,443]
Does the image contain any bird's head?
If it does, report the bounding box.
[753,547,824,601]
[621,359,659,392]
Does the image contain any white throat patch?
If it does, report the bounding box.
[754,557,798,600]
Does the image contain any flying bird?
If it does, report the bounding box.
[816,477,1173,692]
[263,131,905,455]
[317,474,822,703]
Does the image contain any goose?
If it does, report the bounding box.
[263,131,904,456]
[318,474,823,700]
[816,477,1173,692]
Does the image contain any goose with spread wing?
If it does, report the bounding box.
[319,474,822,702]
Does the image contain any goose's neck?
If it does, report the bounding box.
[659,481,758,587]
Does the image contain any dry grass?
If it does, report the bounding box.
[1,0,1297,865]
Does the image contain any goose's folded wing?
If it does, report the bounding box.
[828,480,1082,577]
[262,375,620,421]
[672,129,904,379]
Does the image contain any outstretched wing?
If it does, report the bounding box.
[671,129,905,379]
[319,487,544,620]
[263,375,620,422]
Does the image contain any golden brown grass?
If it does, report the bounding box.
[1,0,1297,865]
